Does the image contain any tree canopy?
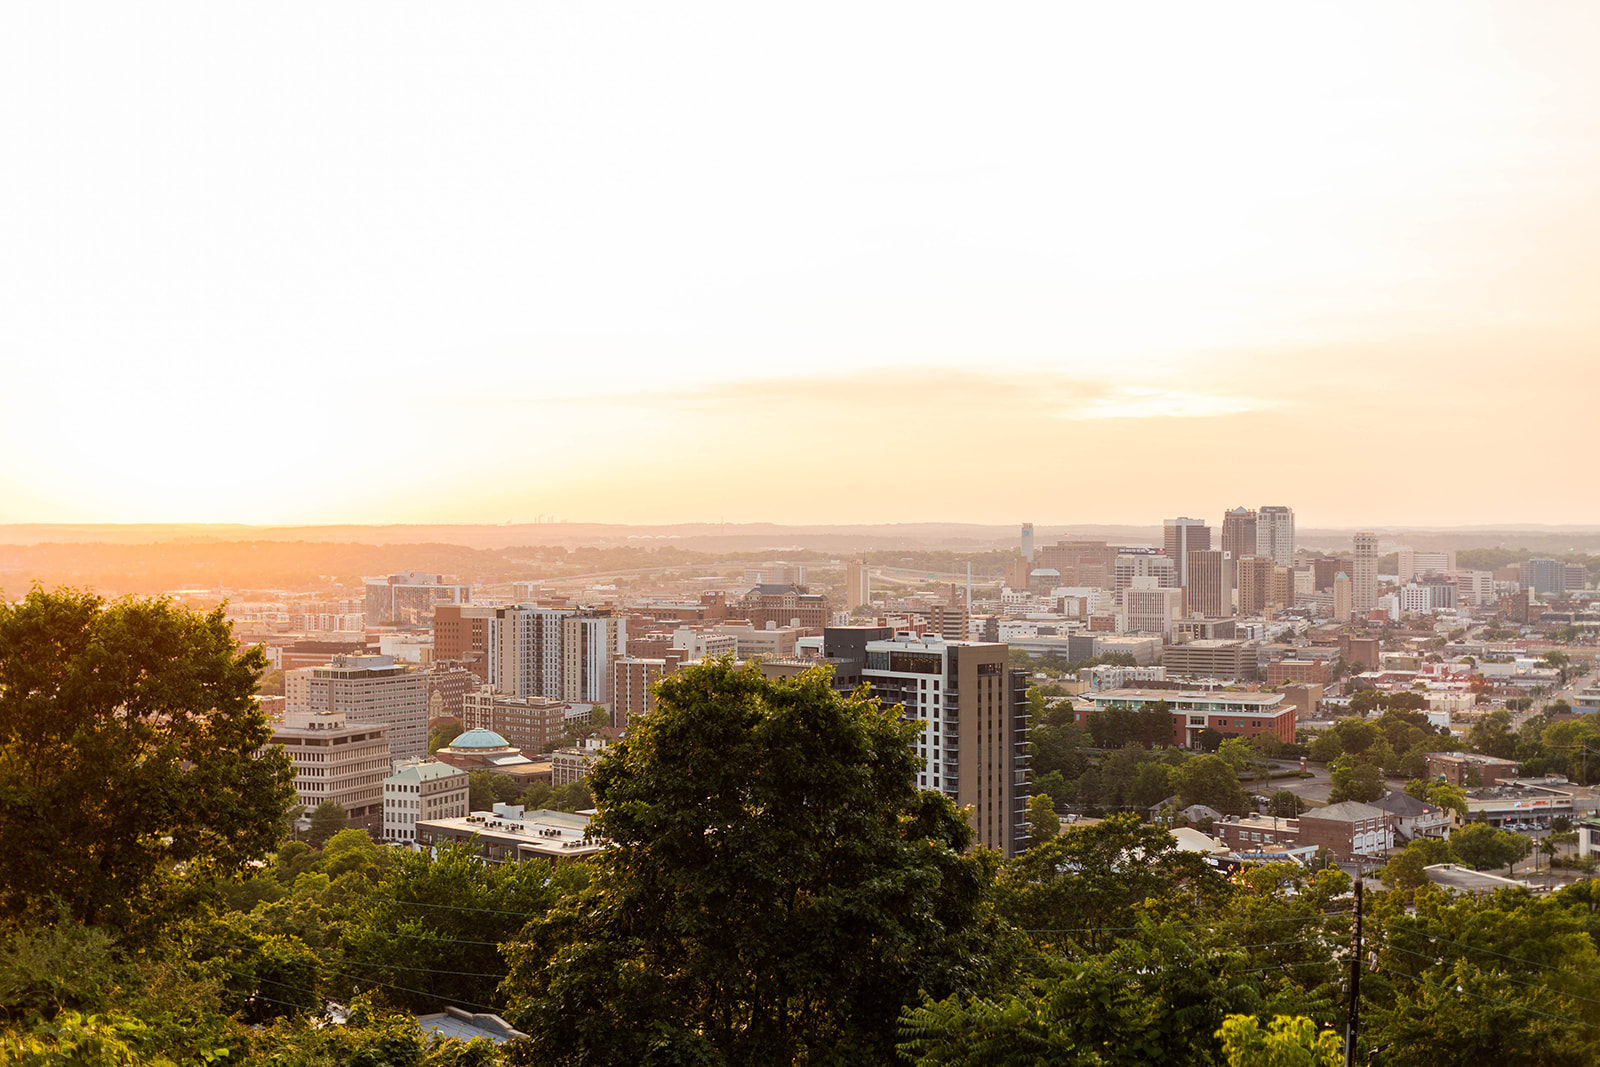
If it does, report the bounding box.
[500,658,1009,1065]
[0,588,293,925]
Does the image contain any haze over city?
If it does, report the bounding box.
[5,3,1600,527]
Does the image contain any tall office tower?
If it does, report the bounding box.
[1333,572,1353,621]
[860,635,1029,857]
[1186,550,1233,618]
[562,613,625,704]
[1352,533,1378,614]
[1112,549,1179,591]
[273,709,391,835]
[1258,506,1296,566]
[1221,507,1258,581]
[286,653,429,760]
[1121,586,1186,640]
[612,656,670,728]
[433,604,496,681]
[1020,523,1035,562]
[846,560,871,611]
[363,572,471,627]
[1397,548,1457,584]
[1311,557,1341,591]
[488,605,574,699]
[1519,559,1565,598]
[1272,565,1295,611]
[1164,518,1211,587]
[1236,556,1277,616]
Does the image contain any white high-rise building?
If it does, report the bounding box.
[1258,506,1295,567]
[562,614,625,704]
[860,635,1029,857]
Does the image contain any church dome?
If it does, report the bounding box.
[449,728,512,750]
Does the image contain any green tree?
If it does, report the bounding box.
[500,659,1009,1065]
[1380,837,1453,892]
[1427,782,1468,821]
[1172,755,1249,815]
[1328,757,1384,804]
[1450,823,1531,871]
[468,768,495,811]
[1027,793,1060,844]
[0,588,294,926]
[427,719,463,754]
[340,843,574,1013]
[305,800,348,849]
[996,813,1227,956]
[1268,790,1307,818]
[1216,1014,1342,1067]
[901,924,1264,1067]
[1469,709,1516,760]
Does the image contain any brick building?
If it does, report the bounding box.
[1266,660,1328,687]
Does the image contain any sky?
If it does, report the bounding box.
[3,3,1598,528]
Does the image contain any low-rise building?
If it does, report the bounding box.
[433,728,550,789]
[1424,751,1522,788]
[1212,813,1303,855]
[1465,781,1573,829]
[383,758,470,845]
[1297,801,1397,860]
[416,804,601,865]
[461,690,568,754]
[551,742,607,786]
[1163,640,1256,681]
[1371,790,1452,843]
[1075,688,1295,748]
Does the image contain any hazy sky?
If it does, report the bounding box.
[4,4,1598,528]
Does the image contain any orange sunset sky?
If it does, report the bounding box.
[2,4,1598,529]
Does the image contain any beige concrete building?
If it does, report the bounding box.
[846,560,871,610]
[562,613,623,704]
[416,804,601,866]
[1185,550,1232,619]
[287,654,430,760]
[1162,639,1256,681]
[1352,533,1378,614]
[272,709,391,835]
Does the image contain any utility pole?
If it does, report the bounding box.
[1345,880,1363,1067]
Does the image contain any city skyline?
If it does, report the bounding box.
[4,4,1599,527]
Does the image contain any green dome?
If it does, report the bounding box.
[450,728,512,750]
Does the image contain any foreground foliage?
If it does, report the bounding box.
[0,588,294,927]
[501,659,1012,1066]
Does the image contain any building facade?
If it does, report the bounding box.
[1077,688,1295,748]
[382,758,470,844]
[860,635,1030,857]
[1257,506,1295,567]
[286,654,429,760]
[1164,518,1211,587]
[364,572,471,627]
[1185,550,1232,619]
[272,709,391,835]
[461,690,568,754]
[1352,533,1378,614]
